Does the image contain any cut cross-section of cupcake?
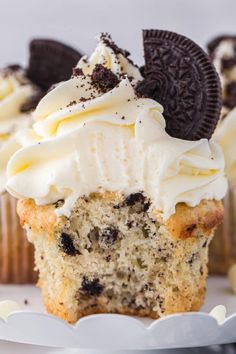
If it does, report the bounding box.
[4,32,227,321]
[17,194,223,323]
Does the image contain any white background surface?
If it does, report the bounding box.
[1,0,236,67]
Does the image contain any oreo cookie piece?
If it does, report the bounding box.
[27,39,82,90]
[1,64,22,78]
[137,29,221,140]
[4,64,22,73]
[139,65,147,78]
[91,64,119,93]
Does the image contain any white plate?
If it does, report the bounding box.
[0,276,235,350]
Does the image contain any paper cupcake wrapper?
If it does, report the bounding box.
[0,192,37,283]
[209,187,236,275]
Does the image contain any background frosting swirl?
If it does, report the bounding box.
[0,68,38,192]
[0,68,36,138]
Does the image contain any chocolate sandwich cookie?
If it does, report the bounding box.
[137,29,221,141]
[27,39,82,91]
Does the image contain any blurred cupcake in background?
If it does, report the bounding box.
[210,107,236,275]
[0,39,82,283]
[0,64,42,284]
[208,35,236,118]
[208,36,236,275]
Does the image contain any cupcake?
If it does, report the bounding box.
[5,31,226,322]
[0,40,82,283]
[208,36,236,274]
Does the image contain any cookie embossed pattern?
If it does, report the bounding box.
[137,30,221,140]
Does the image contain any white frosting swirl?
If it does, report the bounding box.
[4,36,227,219]
[0,68,35,138]
[77,33,142,84]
